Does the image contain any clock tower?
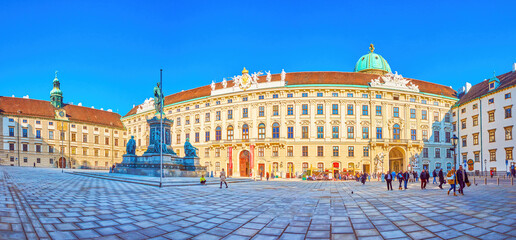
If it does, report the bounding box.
[50,71,64,108]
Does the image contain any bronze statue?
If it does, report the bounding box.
[153,82,163,114]
[126,136,136,155]
[184,138,198,157]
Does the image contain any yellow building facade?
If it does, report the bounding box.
[122,47,458,177]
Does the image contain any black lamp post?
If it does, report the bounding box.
[451,134,459,169]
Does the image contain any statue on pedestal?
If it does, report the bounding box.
[126,136,136,155]
[153,83,164,114]
[184,138,198,157]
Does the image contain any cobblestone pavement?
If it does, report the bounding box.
[1,167,515,240]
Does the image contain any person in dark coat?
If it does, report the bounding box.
[432,169,437,184]
[403,171,410,189]
[420,170,428,189]
[438,169,445,189]
[414,171,418,182]
[456,165,469,195]
[398,171,404,190]
[385,170,393,191]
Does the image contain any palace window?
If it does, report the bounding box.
[347,104,354,115]
[9,127,14,137]
[411,129,417,140]
[272,146,278,157]
[506,126,513,140]
[227,99,232,103]
[258,123,266,139]
[215,127,222,141]
[332,93,338,97]
[433,112,439,122]
[488,98,494,104]
[393,124,400,140]
[473,133,479,145]
[227,110,233,120]
[317,126,324,139]
[376,94,382,99]
[393,95,399,100]
[287,146,293,157]
[472,115,478,126]
[272,123,280,138]
[333,146,339,156]
[363,94,368,98]
[259,106,265,117]
[393,107,399,118]
[474,151,480,162]
[205,113,210,122]
[242,124,249,140]
[317,104,324,115]
[185,116,190,125]
[36,145,41,153]
[9,143,14,151]
[445,113,450,122]
[317,146,324,157]
[505,106,512,118]
[376,127,382,139]
[22,128,28,138]
[410,109,416,119]
[347,93,353,98]
[376,106,382,116]
[445,132,450,143]
[273,105,279,116]
[302,126,309,139]
[259,95,264,100]
[272,94,278,99]
[287,93,293,98]
[243,97,248,101]
[317,92,323,97]
[363,146,369,157]
[287,105,294,115]
[461,108,466,114]
[362,127,369,139]
[302,146,308,156]
[216,111,221,121]
[506,93,512,99]
[177,134,181,144]
[332,104,338,115]
[362,105,368,116]
[447,149,452,158]
[105,137,109,145]
[488,129,496,142]
[332,126,339,139]
[422,110,427,120]
[506,147,514,160]
[215,162,220,171]
[205,131,210,142]
[317,162,324,171]
[434,131,440,142]
[242,108,248,118]
[36,130,41,139]
[94,135,99,144]
[287,126,294,139]
[215,148,220,157]
[348,146,354,157]
[423,148,428,158]
[302,93,308,97]
[488,110,495,122]
[435,148,441,158]
[347,126,354,139]
[195,132,200,143]
[461,119,466,129]
[302,104,308,115]
[489,149,496,162]
[227,126,234,140]
[49,146,54,153]
[258,147,264,157]
[176,117,181,126]
[462,136,467,147]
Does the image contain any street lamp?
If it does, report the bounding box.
[484,159,487,177]
[451,134,459,169]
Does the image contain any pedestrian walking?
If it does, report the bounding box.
[381,172,385,182]
[361,173,367,185]
[385,170,393,191]
[414,171,419,182]
[438,168,445,189]
[220,168,228,189]
[403,171,409,189]
[447,167,457,196]
[398,171,404,190]
[432,169,437,184]
[420,169,428,189]
[266,172,269,181]
[456,165,469,195]
[391,171,396,181]
[490,169,494,178]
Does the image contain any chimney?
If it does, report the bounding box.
[513,63,516,72]
[107,109,113,112]
[23,95,29,99]
[100,108,104,110]
[78,102,82,106]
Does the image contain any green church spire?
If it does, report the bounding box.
[50,71,63,108]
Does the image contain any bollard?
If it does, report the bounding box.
[485,177,487,185]
[512,177,514,186]
[497,177,499,185]
[473,177,476,185]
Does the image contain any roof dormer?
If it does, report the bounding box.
[488,72,500,91]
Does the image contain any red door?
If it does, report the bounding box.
[239,150,250,177]
[59,157,66,168]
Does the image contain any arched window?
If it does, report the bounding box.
[242,124,249,140]
[393,124,400,140]
[216,126,222,141]
[302,162,309,172]
[227,125,234,140]
[317,162,324,172]
[272,123,280,139]
[258,123,265,139]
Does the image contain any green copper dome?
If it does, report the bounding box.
[50,73,64,108]
[354,44,391,75]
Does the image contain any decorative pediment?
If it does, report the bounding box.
[194,127,201,132]
[388,119,405,129]
[370,72,420,92]
[330,120,341,125]
[300,120,310,125]
[444,126,452,132]
[315,120,325,125]
[420,125,429,129]
[432,125,441,130]
[345,120,356,125]
[203,126,211,131]
[286,120,296,126]
[360,121,370,126]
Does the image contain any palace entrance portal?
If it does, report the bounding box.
[389,148,404,173]
[239,150,250,177]
[58,157,66,168]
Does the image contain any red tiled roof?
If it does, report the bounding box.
[456,70,516,106]
[0,97,124,128]
[124,71,457,117]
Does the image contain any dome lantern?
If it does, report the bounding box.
[354,44,391,75]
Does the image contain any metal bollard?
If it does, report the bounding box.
[497,177,499,185]
[485,177,487,185]
[512,177,514,186]
[473,177,476,185]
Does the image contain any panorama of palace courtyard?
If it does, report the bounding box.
[1,167,516,240]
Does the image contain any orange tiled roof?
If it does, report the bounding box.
[0,96,124,128]
[124,71,457,117]
[456,70,516,106]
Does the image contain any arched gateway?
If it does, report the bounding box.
[58,157,66,168]
[389,148,404,173]
[239,150,250,177]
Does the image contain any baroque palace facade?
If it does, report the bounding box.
[122,45,458,178]
[0,74,125,169]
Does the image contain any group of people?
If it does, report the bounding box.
[383,166,470,196]
[199,168,229,189]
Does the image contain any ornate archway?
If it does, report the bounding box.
[239,150,250,177]
[59,157,66,168]
[389,147,404,173]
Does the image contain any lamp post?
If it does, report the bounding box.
[451,134,459,169]
[484,159,487,177]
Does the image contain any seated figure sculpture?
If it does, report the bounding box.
[126,136,136,155]
[184,138,198,157]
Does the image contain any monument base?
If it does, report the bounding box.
[114,154,206,177]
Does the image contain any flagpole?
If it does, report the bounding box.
[160,69,163,188]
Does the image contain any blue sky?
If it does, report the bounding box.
[1,0,515,115]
